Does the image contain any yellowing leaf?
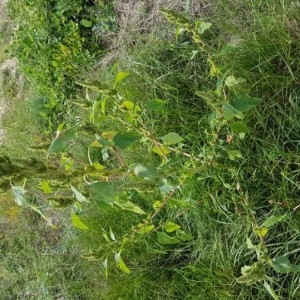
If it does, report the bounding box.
[152,145,170,156]
[163,221,181,233]
[254,226,268,237]
[115,72,130,86]
[123,101,135,111]
[90,140,102,147]
[40,181,52,194]
[136,224,155,235]
[116,253,131,274]
[71,214,89,230]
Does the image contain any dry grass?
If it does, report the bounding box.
[98,0,213,67]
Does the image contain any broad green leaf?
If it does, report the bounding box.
[264,282,280,300]
[227,150,242,160]
[71,185,87,203]
[236,262,265,285]
[71,214,89,230]
[40,181,52,194]
[134,164,158,179]
[80,19,92,28]
[271,256,300,273]
[216,44,238,57]
[230,121,250,133]
[115,72,130,86]
[123,101,135,111]
[118,255,131,274]
[147,98,167,111]
[163,221,181,233]
[11,186,28,207]
[225,75,245,87]
[152,145,170,156]
[223,102,243,120]
[176,230,193,241]
[262,214,287,228]
[160,132,183,145]
[113,132,140,148]
[91,182,116,203]
[157,232,181,245]
[232,95,261,112]
[114,200,146,215]
[48,128,77,154]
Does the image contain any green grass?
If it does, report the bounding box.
[1,0,300,299]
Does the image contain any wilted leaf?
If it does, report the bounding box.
[236,262,265,285]
[71,185,87,203]
[11,186,28,207]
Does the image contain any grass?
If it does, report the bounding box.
[1,0,300,299]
